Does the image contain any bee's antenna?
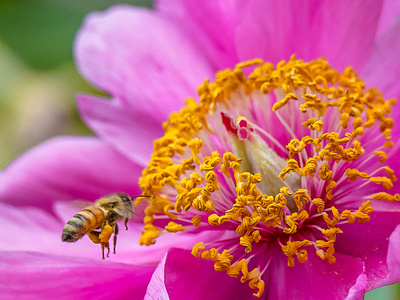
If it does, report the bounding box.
[131,195,152,200]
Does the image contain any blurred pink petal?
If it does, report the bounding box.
[235,0,383,72]
[0,136,142,212]
[74,5,214,120]
[377,0,400,34]
[362,16,400,100]
[77,94,164,165]
[157,0,239,70]
[0,251,155,299]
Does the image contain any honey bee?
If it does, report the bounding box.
[62,192,150,259]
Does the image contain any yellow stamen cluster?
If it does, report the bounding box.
[138,56,397,297]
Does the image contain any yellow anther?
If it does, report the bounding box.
[221,152,242,178]
[341,201,373,224]
[214,249,233,271]
[321,227,343,242]
[138,224,161,246]
[165,221,185,233]
[280,186,293,195]
[206,171,220,191]
[371,192,400,202]
[353,116,363,128]
[340,112,350,128]
[252,280,265,298]
[200,152,221,171]
[208,214,228,225]
[191,242,205,258]
[236,58,264,69]
[193,189,215,212]
[370,177,393,190]
[303,157,318,177]
[188,138,203,165]
[375,151,387,163]
[316,240,336,264]
[384,141,393,148]
[227,259,245,278]
[297,210,309,221]
[383,128,392,139]
[240,263,260,282]
[355,201,374,223]
[163,204,178,220]
[319,164,333,181]
[322,206,339,228]
[201,248,219,260]
[385,166,397,182]
[283,213,299,234]
[272,93,297,112]
[297,249,308,263]
[302,117,324,131]
[279,159,302,180]
[191,215,201,226]
[345,168,370,182]
[281,240,312,267]
[286,140,306,158]
[294,189,310,209]
[326,181,336,200]
[351,127,364,138]
[380,118,394,132]
[239,235,253,253]
[340,210,356,223]
[312,198,325,213]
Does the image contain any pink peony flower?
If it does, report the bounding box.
[2,0,400,299]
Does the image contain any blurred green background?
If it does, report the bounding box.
[0,1,398,298]
[0,0,152,168]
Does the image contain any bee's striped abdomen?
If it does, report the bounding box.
[62,206,105,242]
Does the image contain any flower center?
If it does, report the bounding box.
[137,56,398,297]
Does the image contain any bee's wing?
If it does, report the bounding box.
[54,200,95,223]
[113,204,134,219]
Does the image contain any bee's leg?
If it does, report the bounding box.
[99,224,113,259]
[113,223,119,254]
[124,218,129,230]
[87,231,101,244]
[101,243,105,260]
[106,242,110,258]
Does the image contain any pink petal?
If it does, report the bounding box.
[74,5,214,120]
[335,211,400,290]
[145,248,254,300]
[144,253,170,300]
[374,224,400,287]
[0,251,155,299]
[264,246,365,299]
[0,136,142,212]
[361,16,400,100]
[236,0,383,72]
[157,0,239,70]
[77,94,163,165]
[345,270,368,300]
[377,0,400,34]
